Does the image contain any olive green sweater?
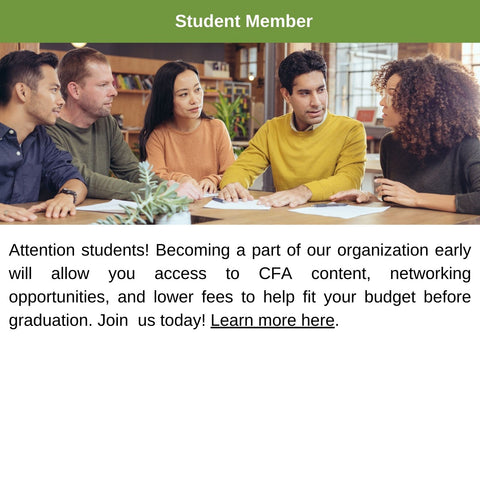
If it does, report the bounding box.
[46,116,145,200]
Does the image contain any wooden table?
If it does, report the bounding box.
[4,192,479,225]
[190,194,480,225]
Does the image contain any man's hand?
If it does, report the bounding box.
[329,189,375,204]
[218,183,254,202]
[0,203,37,223]
[199,178,217,194]
[257,185,312,208]
[29,193,77,218]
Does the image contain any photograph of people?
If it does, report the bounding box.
[2,42,480,224]
[331,54,480,214]
[139,60,235,195]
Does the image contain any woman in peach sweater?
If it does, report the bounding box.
[139,61,235,194]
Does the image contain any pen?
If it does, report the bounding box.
[314,202,348,207]
[212,197,225,203]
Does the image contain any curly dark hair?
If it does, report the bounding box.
[372,54,480,158]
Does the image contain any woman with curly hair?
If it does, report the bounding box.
[330,54,480,214]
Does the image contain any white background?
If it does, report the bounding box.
[1,224,479,480]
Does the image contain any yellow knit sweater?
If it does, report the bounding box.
[220,111,367,201]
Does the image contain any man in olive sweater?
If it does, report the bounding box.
[219,50,367,207]
[46,47,201,200]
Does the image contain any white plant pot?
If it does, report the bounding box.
[155,211,191,225]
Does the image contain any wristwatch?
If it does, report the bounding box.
[59,188,78,205]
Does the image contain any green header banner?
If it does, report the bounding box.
[2,0,479,42]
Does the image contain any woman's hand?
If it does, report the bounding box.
[168,180,202,200]
[198,178,217,194]
[375,178,419,206]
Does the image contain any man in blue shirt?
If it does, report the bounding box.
[0,50,87,223]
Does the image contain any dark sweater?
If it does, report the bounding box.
[380,133,480,214]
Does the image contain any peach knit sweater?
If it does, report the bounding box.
[145,118,235,187]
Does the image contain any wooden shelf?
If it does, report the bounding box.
[202,75,232,81]
[116,89,151,95]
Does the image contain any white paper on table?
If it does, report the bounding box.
[76,199,137,213]
[290,205,390,219]
[204,199,271,210]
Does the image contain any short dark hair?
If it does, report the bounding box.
[58,47,109,99]
[0,50,58,106]
[278,50,327,94]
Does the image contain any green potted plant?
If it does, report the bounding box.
[96,162,192,225]
[213,92,248,140]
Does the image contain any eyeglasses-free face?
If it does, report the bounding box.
[280,70,328,131]
[379,89,394,107]
[172,69,204,123]
[379,73,403,129]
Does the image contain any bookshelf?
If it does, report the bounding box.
[201,76,232,116]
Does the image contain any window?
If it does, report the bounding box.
[334,43,398,118]
[239,46,257,80]
[462,43,480,83]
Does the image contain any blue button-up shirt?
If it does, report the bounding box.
[0,122,85,204]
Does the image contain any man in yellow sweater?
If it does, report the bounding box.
[219,50,367,207]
